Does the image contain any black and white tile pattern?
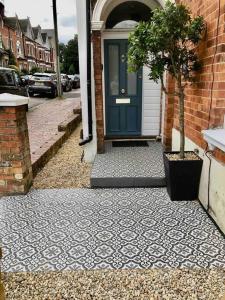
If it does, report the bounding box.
[1,188,225,272]
[91,142,166,187]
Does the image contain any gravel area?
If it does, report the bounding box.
[165,152,201,161]
[2,269,225,300]
[33,124,91,189]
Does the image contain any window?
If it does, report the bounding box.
[0,70,15,86]
[27,44,30,55]
[0,33,3,49]
[17,41,21,55]
[106,1,152,29]
[108,45,119,95]
[10,38,13,51]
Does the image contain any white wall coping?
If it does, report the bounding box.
[0,93,29,107]
[202,129,225,152]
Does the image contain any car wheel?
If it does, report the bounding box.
[29,91,34,97]
[49,89,57,99]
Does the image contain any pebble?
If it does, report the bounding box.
[166,152,200,161]
[33,124,91,189]
[2,269,225,300]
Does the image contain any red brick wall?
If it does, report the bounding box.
[0,25,16,56]
[0,24,24,66]
[0,25,9,50]
[92,30,105,153]
[0,105,33,195]
[170,0,225,162]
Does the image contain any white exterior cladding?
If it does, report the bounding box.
[142,66,161,136]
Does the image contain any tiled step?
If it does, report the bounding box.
[91,176,166,188]
[91,142,166,188]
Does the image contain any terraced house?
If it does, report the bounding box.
[77,0,225,234]
[0,0,55,71]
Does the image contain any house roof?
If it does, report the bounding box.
[19,18,29,33]
[41,29,54,38]
[32,26,39,39]
[41,32,47,43]
[4,16,17,29]
[0,2,4,18]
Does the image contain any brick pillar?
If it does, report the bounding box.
[92,30,105,154]
[163,74,175,151]
[0,95,33,196]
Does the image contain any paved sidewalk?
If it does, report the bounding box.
[1,188,225,272]
[27,90,80,165]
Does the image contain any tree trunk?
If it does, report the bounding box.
[179,87,185,159]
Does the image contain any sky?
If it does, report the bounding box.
[4,0,77,44]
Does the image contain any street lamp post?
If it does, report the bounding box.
[52,0,62,98]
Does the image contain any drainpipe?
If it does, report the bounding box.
[79,0,93,146]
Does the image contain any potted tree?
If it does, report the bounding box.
[128,1,205,201]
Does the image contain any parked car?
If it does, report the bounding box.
[21,74,32,85]
[68,75,75,88]
[68,74,80,89]
[0,67,28,97]
[74,74,80,88]
[28,73,58,98]
[61,74,72,92]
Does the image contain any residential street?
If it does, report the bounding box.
[28,89,81,110]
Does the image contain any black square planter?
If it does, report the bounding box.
[163,151,203,201]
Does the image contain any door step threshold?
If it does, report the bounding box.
[91,177,166,188]
[105,138,159,142]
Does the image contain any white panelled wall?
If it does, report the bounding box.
[142,66,161,136]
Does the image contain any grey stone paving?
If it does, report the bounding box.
[1,188,225,273]
[91,142,166,188]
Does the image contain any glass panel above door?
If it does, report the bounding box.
[127,71,137,95]
[109,45,119,95]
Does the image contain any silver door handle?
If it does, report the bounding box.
[121,89,126,94]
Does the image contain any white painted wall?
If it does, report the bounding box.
[75,0,89,140]
[76,0,98,163]
[142,66,161,136]
[172,128,225,234]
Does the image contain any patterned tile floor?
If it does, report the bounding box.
[91,142,166,187]
[1,188,225,272]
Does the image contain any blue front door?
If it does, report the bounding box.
[104,39,142,137]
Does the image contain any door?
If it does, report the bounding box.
[104,39,142,137]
